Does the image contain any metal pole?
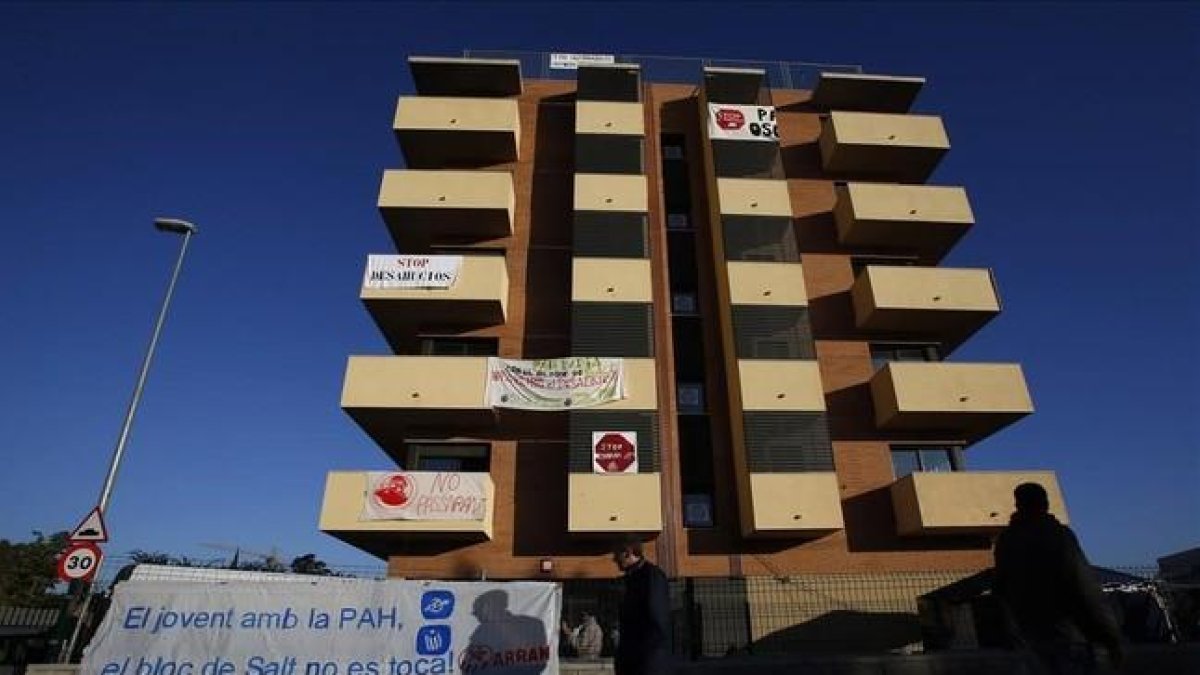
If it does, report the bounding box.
[59,223,196,662]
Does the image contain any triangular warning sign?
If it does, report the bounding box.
[69,507,108,543]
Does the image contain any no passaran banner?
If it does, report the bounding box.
[484,357,625,410]
[707,104,779,142]
[81,580,560,675]
[361,472,487,522]
[363,255,462,290]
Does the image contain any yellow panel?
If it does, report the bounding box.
[891,471,1067,536]
[341,356,489,409]
[727,262,808,306]
[568,473,662,532]
[574,174,648,212]
[575,101,645,135]
[572,258,653,302]
[828,111,949,149]
[749,472,843,534]
[394,96,519,133]
[594,358,657,410]
[738,360,825,411]
[319,471,495,538]
[716,178,793,217]
[841,183,973,225]
[883,362,1033,414]
[855,266,999,313]
[378,170,515,214]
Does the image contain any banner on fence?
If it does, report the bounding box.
[549,53,615,70]
[485,357,625,410]
[363,255,462,289]
[81,579,560,675]
[707,104,779,142]
[361,472,487,521]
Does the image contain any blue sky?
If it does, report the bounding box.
[1,2,1196,573]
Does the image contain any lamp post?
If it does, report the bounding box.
[59,217,198,662]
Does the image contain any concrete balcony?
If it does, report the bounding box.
[393,96,520,168]
[811,72,925,113]
[717,178,793,217]
[819,111,950,183]
[319,471,495,558]
[744,472,844,537]
[728,261,808,306]
[342,356,660,448]
[362,255,509,347]
[572,258,652,303]
[574,173,648,212]
[703,67,766,105]
[834,183,974,261]
[851,266,1000,349]
[870,362,1034,442]
[739,360,825,411]
[568,473,662,533]
[409,56,522,98]
[378,170,514,248]
[575,101,645,135]
[890,471,1067,536]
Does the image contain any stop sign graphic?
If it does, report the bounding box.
[714,108,745,130]
[593,432,637,473]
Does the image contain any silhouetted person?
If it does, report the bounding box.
[993,482,1124,674]
[461,589,549,674]
[612,536,671,675]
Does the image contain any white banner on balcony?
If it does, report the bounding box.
[363,255,462,289]
[361,472,487,521]
[82,579,560,675]
[549,52,615,70]
[485,357,625,410]
[707,104,779,141]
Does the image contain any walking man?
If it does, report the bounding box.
[993,482,1124,674]
[612,536,671,675]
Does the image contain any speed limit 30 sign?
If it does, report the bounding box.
[57,542,103,583]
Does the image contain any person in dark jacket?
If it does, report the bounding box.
[612,537,671,675]
[993,482,1124,674]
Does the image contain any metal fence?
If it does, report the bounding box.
[461,50,862,89]
[559,566,1198,661]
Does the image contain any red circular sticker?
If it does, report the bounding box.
[715,108,745,130]
[594,433,636,472]
[373,473,414,507]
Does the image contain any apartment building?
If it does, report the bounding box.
[317,52,1066,645]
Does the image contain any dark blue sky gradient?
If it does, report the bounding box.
[1,2,1196,570]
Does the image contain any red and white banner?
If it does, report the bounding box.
[363,255,462,289]
[707,104,779,142]
[361,472,487,521]
[592,431,638,474]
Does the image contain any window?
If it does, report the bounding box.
[683,493,714,528]
[418,336,499,356]
[672,292,698,316]
[667,213,691,231]
[677,383,705,414]
[870,343,940,370]
[662,143,685,160]
[850,256,919,276]
[404,443,490,472]
[890,445,962,478]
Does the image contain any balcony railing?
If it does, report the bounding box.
[890,470,1067,536]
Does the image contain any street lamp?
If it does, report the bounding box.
[60,217,198,662]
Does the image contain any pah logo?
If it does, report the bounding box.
[416,625,451,656]
[421,590,455,620]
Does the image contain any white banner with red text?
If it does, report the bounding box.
[361,472,487,521]
[363,255,463,289]
[707,104,779,142]
[484,357,625,410]
[81,579,560,675]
